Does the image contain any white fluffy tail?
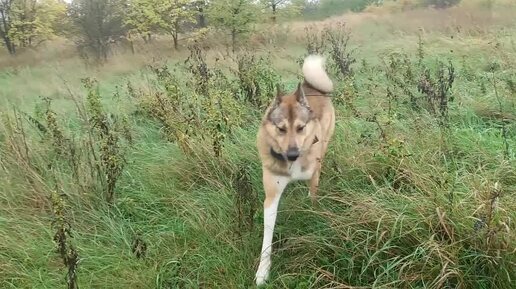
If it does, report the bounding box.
[302,55,333,93]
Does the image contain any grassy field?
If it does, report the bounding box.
[1,4,515,289]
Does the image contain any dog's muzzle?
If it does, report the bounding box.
[286,148,300,161]
[270,136,319,162]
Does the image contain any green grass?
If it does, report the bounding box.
[1,6,515,289]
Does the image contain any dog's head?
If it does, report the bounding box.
[264,83,317,161]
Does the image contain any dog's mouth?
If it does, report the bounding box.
[270,147,287,161]
[270,148,301,162]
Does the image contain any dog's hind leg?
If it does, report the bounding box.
[309,109,335,202]
[256,170,289,286]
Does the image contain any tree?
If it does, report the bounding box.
[69,0,127,61]
[9,0,67,49]
[260,0,303,23]
[155,0,196,50]
[192,0,208,28]
[0,0,16,54]
[0,0,65,55]
[125,0,195,50]
[7,0,38,49]
[208,0,258,53]
[261,0,285,23]
[124,0,161,43]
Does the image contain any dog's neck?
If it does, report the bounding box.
[302,81,328,96]
[270,136,319,162]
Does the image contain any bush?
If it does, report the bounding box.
[422,0,461,8]
[304,0,380,19]
[366,0,461,13]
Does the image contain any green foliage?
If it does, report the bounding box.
[0,4,515,289]
[304,0,379,19]
[422,0,461,8]
[41,98,80,178]
[259,0,304,22]
[124,0,197,49]
[0,0,66,54]
[132,45,246,157]
[0,0,19,54]
[236,51,282,109]
[83,78,128,204]
[299,22,357,107]
[8,0,67,48]
[50,190,79,289]
[155,0,196,49]
[207,0,259,52]
[369,0,462,11]
[124,0,162,41]
[69,0,127,62]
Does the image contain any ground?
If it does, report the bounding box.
[0,4,515,289]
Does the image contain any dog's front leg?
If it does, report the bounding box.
[256,169,289,286]
[308,157,322,203]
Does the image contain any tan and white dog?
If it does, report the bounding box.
[255,55,335,285]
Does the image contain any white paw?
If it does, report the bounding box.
[255,274,267,286]
[255,263,270,286]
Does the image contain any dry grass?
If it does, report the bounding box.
[0,3,515,289]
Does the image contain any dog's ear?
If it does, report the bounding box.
[276,83,283,96]
[273,83,283,107]
[267,84,284,122]
[295,82,309,107]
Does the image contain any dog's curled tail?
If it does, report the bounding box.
[302,55,333,93]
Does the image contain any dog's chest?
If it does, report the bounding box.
[288,160,314,180]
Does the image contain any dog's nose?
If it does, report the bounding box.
[286,148,300,161]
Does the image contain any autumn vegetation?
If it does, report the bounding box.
[1,0,515,288]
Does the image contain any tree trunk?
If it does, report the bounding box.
[272,4,277,23]
[2,36,16,55]
[173,34,178,50]
[173,21,179,50]
[198,8,206,28]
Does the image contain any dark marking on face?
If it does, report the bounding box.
[268,100,312,127]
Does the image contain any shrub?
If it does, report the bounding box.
[422,0,461,9]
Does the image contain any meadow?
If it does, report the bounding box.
[0,3,515,289]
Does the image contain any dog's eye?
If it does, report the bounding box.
[277,126,287,134]
[297,126,305,133]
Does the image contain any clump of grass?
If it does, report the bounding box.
[131,233,147,259]
[417,60,456,129]
[303,24,326,56]
[236,51,281,109]
[299,21,359,111]
[50,190,80,289]
[1,6,515,289]
[232,162,258,239]
[83,78,128,204]
[489,72,511,159]
[324,21,356,79]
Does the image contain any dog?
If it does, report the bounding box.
[255,55,335,285]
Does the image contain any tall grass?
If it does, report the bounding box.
[1,4,515,289]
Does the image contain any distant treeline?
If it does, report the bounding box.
[303,0,462,20]
[0,0,462,60]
